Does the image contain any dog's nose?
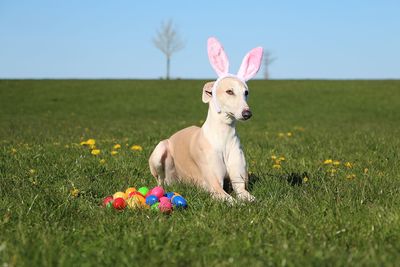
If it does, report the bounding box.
[242,109,252,120]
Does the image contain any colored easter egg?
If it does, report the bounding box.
[172,196,188,209]
[145,195,159,206]
[113,197,127,210]
[159,201,173,214]
[150,186,165,199]
[159,196,170,203]
[113,191,127,200]
[127,195,146,209]
[125,187,137,196]
[138,187,149,196]
[102,196,113,207]
[165,192,175,199]
[128,191,144,198]
[151,202,160,211]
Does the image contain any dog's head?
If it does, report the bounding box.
[202,37,263,121]
[202,77,251,120]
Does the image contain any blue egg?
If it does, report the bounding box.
[171,196,187,209]
[145,195,159,206]
[165,192,175,199]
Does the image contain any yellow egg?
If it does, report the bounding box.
[113,191,127,200]
[127,195,146,209]
[125,187,137,196]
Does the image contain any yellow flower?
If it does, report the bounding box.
[364,168,369,174]
[278,156,285,161]
[91,149,101,155]
[111,150,118,156]
[80,139,96,146]
[70,188,80,197]
[272,164,281,169]
[99,159,106,164]
[286,132,292,137]
[323,159,333,165]
[344,162,353,168]
[303,176,309,183]
[113,144,121,150]
[271,155,277,160]
[333,161,340,166]
[130,145,143,151]
[89,144,96,149]
[346,174,356,180]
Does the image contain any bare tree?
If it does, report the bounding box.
[153,19,185,80]
[263,51,276,80]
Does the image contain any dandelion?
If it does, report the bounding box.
[113,144,121,150]
[344,162,353,168]
[364,168,369,174]
[303,176,309,183]
[323,159,333,165]
[111,150,118,156]
[333,161,340,166]
[70,188,80,197]
[346,174,356,180]
[272,164,282,169]
[99,159,106,164]
[130,145,143,151]
[80,138,96,146]
[278,156,285,161]
[286,132,292,137]
[91,149,101,156]
[271,155,277,160]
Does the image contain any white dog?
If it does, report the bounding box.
[149,37,263,202]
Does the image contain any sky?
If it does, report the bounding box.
[0,0,399,79]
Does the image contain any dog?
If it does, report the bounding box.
[149,37,263,202]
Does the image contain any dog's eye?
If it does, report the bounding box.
[245,91,249,96]
[226,89,234,95]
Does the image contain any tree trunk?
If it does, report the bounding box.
[166,57,170,80]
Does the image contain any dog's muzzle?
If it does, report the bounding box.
[242,109,252,120]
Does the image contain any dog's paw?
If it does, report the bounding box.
[237,191,256,202]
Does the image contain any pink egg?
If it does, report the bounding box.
[158,201,173,214]
[150,186,165,199]
[159,196,170,203]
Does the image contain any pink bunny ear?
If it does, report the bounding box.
[237,47,263,81]
[207,37,229,77]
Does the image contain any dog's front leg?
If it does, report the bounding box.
[226,147,255,202]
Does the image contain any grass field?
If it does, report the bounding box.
[0,79,399,266]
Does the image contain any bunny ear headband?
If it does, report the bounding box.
[207,37,263,113]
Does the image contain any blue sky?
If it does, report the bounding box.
[0,0,399,79]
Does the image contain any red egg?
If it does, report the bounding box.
[150,186,165,199]
[113,197,127,210]
[103,196,113,207]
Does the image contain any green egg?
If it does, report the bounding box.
[138,186,149,196]
[151,202,160,212]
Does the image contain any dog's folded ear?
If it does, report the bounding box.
[202,81,215,103]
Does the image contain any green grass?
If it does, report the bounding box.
[0,79,399,266]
